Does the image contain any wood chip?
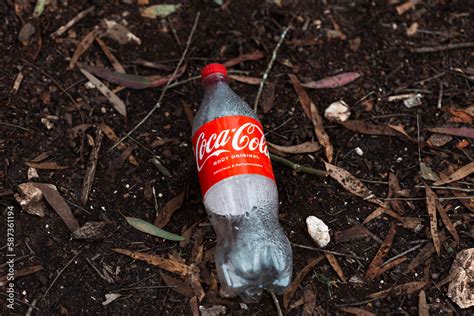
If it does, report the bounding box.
[433,162,474,186]
[368,281,429,299]
[324,162,384,207]
[425,186,441,256]
[366,222,397,279]
[154,192,185,228]
[325,253,346,282]
[69,28,98,69]
[268,141,321,154]
[283,256,324,309]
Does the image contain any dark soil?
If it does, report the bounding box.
[1,0,473,315]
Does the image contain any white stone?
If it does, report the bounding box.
[306,216,330,248]
[27,167,39,180]
[14,183,46,217]
[354,147,364,156]
[447,248,474,309]
[324,100,351,122]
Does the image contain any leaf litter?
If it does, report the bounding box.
[365,222,397,279]
[154,192,185,228]
[125,216,185,241]
[368,281,429,299]
[433,161,474,186]
[301,72,361,89]
[425,185,441,255]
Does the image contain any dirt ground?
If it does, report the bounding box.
[1,0,473,315]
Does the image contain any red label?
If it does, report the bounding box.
[192,116,275,196]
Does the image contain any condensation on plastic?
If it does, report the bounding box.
[192,74,293,302]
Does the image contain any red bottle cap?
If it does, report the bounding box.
[201,63,227,81]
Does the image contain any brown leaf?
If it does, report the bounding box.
[447,107,473,124]
[223,51,264,68]
[341,120,410,139]
[433,162,474,185]
[228,74,262,85]
[95,37,125,73]
[366,222,397,279]
[388,124,413,140]
[180,222,199,248]
[159,271,194,297]
[112,248,191,275]
[283,256,324,309]
[428,127,474,139]
[301,72,361,89]
[288,74,311,118]
[325,253,346,282]
[339,307,376,316]
[456,139,471,149]
[0,265,43,284]
[25,161,68,170]
[368,281,429,299]
[363,204,390,224]
[69,28,98,69]
[405,237,444,274]
[418,290,429,316]
[33,183,80,232]
[396,0,421,15]
[378,256,408,276]
[69,124,94,139]
[188,266,205,302]
[268,141,321,154]
[335,225,370,243]
[261,81,276,113]
[99,124,139,166]
[425,186,441,256]
[436,204,459,246]
[182,101,195,125]
[324,162,384,207]
[388,172,406,215]
[106,145,136,180]
[154,192,185,228]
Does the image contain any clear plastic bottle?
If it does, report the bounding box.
[191,64,293,302]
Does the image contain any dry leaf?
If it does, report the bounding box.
[366,222,397,279]
[228,74,262,85]
[456,139,470,149]
[301,72,361,89]
[436,204,459,246]
[283,256,324,309]
[388,172,406,215]
[428,127,474,139]
[288,74,311,118]
[387,124,412,140]
[69,28,97,69]
[96,37,125,73]
[433,162,474,186]
[427,134,452,147]
[223,51,264,68]
[378,257,408,276]
[396,0,421,15]
[325,253,346,282]
[425,185,441,256]
[261,81,276,113]
[112,248,191,275]
[0,265,43,284]
[182,101,195,125]
[447,108,473,124]
[341,120,410,139]
[80,68,127,117]
[25,161,68,170]
[368,281,428,299]
[405,236,446,273]
[140,4,181,19]
[188,266,205,302]
[363,204,390,224]
[339,307,376,316]
[160,271,193,297]
[99,123,138,166]
[189,296,199,316]
[418,290,429,316]
[335,225,370,243]
[33,183,80,232]
[268,141,320,154]
[154,192,185,228]
[324,162,384,207]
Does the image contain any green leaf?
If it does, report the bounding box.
[125,216,185,241]
[33,0,47,18]
[141,4,181,19]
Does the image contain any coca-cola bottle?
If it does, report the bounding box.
[191,63,293,302]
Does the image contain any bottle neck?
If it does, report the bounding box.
[202,73,228,88]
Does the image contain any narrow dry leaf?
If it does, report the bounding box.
[135,59,175,71]
[301,72,361,89]
[25,161,68,170]
[378,257,408,276]
[0,265,43,284]
[447,108,472,124]
[160,271,194,297]
[341,120,410,139]
[396,0,421,15]
[125,216,184,241]
[228,74,262,85]
[324,162,384,207]
[96,37,125,73]
[325,253,346,282]
[428,127,474,139]
[102,293,122,306]
[140,4,181,19]
[33,183,80,232]
[154,192,185,228]
[261,81,276,113]
[405,236,446,274]
[283,256,324,309]
[436,204,459,246]
[388,172,406,215]
[99,123,138,166]
[182,101,195,125]
[433,162,474,186]
[268,141,320,154]
[363,204,390,224]
[69,28,97,69]
[388,124,413,140]
[339,307,376,316]
[80,68,127,117]
[188,266,205,302]
[112,248,191,275]
[223,51,264,68]
[335,225,370,243]
[366,222,397,279]
[288,74,311,118]
[418,290,429,316]
[368,281,429,299]
[425,186,441,256]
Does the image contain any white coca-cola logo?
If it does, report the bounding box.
[194,122,269,171]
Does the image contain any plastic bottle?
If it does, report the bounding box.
[191,63,293,302]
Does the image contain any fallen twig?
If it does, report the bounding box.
[270,153,326,177]
[268,290,283,316]
[111,12,200,150]
[254,25,290,112]
[41,251,81,300]
[292,243,364,260]
[410,42,474,53]
[51,6,95,38]
[81,128,103,205]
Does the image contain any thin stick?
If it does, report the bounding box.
[410,42,474,53]
[384,196,474,201]
[268,290,283,316]
[415,185,474,192]
[270,153,327,177]
[81,128,103,205]
[254,26,291,112]
[41,251,81,300]
[335,298,379,307]
[383,243,423,265]
[292,243,365,260]
[50,5,95,38]
[117,285,176,292]
[111,12,201,150]
[0,121,31,132]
